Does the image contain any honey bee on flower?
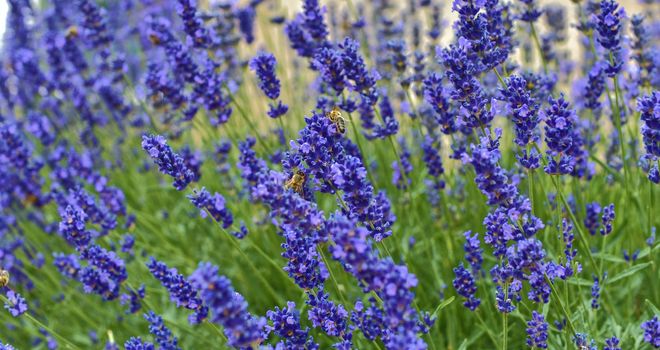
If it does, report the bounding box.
[325,106,346,134]
[0,269,9,288]
[284,170,306,196]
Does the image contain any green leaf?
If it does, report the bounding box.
[565,278,594,287]
[458,339,469,350]
[606,262,653,285]
[592,253,627,263]
[636,245,658,259]
[645,299,660,315]
[458,328,485,350]
[431,296,456,318]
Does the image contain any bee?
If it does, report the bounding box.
[326,106,346,134]
[22,194,38,206]
[284,170,306,195]
[65,25,79,39]
[148,34,162,45]
[0,269,9,288]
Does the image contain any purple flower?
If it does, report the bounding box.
[526,311,548,348]
[604,336,621,350]
[284,15,315,58]
[428,5,443,40]
[0,341,16,350]
[146,258,207,324]
[188,188,234,229]
[144,311,180,350]
[623,249,640,262]
[280,228,328,289]
[3,290,27,317]
[386,40,408,73]
[120,284,145,314]
[306,290,349,338]
[391,138,412,189]
[591,275,601,309]
[573,333,597,349]
[232,222,249,239]
[637,92,659,183]
[148,18,198,84]
[78,0,111,49]
[266,301,318,348]
[630,15,656,89]
[543,94,579,175]
[516,149,541,169]
[54,253,81,279]
[213,140,232,174]
[249,52,281,100]
[236,5,256,44]
[600,203,615,235]
[463,231,483,275]
[453,264,480,311]
[518,0,542,22]
[121,234,135,255]
[584,202,602,235]
[176,0,211,48]
[423,73,455,134]
[583,62,606,111]
[561,219,578,274]
[179,146,203,183]
[421,135,445,178]
[124,337,154,350]
[339,37,378,97]
[326,214,424,346]
[368,93,399,140]
[593,0,625,77]
[79,244,127,300]
[330,155,396,241]
[238,136,268,188]
[351,299,386,341]
[482,0,514,68]
[267,100,289,119]
[499,75,541,147]
[462,131,518,207]
[648,227,657,247]
[495,283,520,313]
[641,316,660,348]
[440,41,494,130]
[301,0,328,43]
[141,134,195,191]
[189,263,266,347]
[313,47,346,95]
[58,205,92,248]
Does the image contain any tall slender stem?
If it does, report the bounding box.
[1,295,82,350]
[227,93,273,154]
[544,274,577,336]
[345,107,377,186]
[529,22,548,74]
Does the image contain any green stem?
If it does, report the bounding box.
[474,310,500,348]
[527,145,535,215]
[403,87,424,137]
[494,69,507,88]
[533,145,601,277]
[529,22,548,74]
[212,219,286,305]
[502,284,508,350]
[1,295,82,350]
[227,93,273,154]
[276,114,287,145]
[318,247,348,305]
[544,274,577,336]
[345,107,377,186]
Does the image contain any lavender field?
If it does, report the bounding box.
[0,0,659,349]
